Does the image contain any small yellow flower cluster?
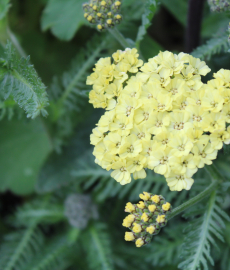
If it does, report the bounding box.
[88,48,230,191]
[83,0,122,31]
[123,192,172,247]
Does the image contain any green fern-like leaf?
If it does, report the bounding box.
[178,191,230,270]
[136,0,158,48]
[0,225,44,270]
[48,34,108,150]
[23,236,72,270]
[145,224,184,267]
[82,222,114,270]
[0,41,49,118]
[192,31,229,60]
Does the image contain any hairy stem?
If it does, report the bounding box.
[185,0,205,53]
[108,28,131,49]
[168,164,222,220]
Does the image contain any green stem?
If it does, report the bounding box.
[108,27,131,48]
[168,164,222,220]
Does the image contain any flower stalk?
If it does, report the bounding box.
[108,28,132,48]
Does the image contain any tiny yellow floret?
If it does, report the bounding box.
[107,12,112,17]
[107,19,113,25]
[151,195,160,204]
[115,14,121,19]
[115,1,121,6]
[162,202,171,211]
[126,214,135,222]
[133,223,142,233]
[87,15,93,22]
[148,204,157,212]
[125,232,135,241]
[97,24,103,30]
[93,5,97,10]
[84,13,89,18]
[135,238,144,247]
[101,1,106,6]
[156,215,165,224]
[125,202,135,212]
[97,13,102,17]
[141,212,149,222]
[146,225,156,234]
[137,201,145,209]
[139,191,150,201]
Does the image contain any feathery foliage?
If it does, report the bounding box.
[192,31,229,60]
[178,191,230,270]
[0,41,49,118]
[0,225,44,270]
[136,0,158,48]
[82,222,114,270]
[48,34,108,150]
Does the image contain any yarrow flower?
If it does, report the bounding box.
[123,192,172,247]
[82,0,122,31]
[88,48,230,191]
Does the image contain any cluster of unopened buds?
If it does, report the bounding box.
[83,0,122,31]
[123,192,172,247]
[208,0,230,12]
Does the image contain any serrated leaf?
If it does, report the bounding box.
[136,0,158,47]
[0,42,49,118]
[41,0,85,41]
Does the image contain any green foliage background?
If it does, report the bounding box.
[0,0,230,269]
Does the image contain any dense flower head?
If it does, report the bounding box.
[82,0,122,31]
[88,48,230,191]
[123,192,172,247]
[208,0,230,12]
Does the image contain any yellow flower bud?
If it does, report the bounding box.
[87,15,93,22]
[97,12,102,17]
[84,13,89,18]
[122,219,131,228]
[101,1,106,6]
[156,215,165,224]
[115,1,121,6]
[125,202,135,212]
[107,12,112,17]
[97,24,103,30]
[141,212,149,222]
[115,14,121,19]
[139,191,151,201]
[107,19,113,25]
[125,232,135,241]
[133,223,142,233]
[93,5,97,10]
[137,201,145,209]
[126,214,135,222]
[148,204,157,212]
[162,202,171,211]
[151,195,160,204]
[135,238,144,247]
[146,225,156,234]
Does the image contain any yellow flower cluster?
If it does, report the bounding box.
[123,192,172,247]
[83,0,122,31]
[88,48,230,191]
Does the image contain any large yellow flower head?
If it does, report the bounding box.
[88,49,230,191]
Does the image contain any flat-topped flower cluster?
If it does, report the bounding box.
[88,48,230,191]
